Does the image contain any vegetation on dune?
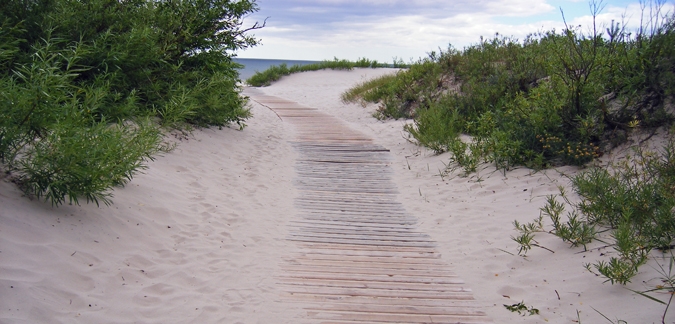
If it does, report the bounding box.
[0,0,263,206]
[345,2,675,170]
[514,134,675,321]
[343,0,675,315]
[245,57,404,87]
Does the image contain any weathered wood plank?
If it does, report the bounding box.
[288,232,432,243]
[283,255,447,266]
[290,227,428,238]
[280,294,481,307]
[283,287,474,300]
[287,236,437,248]
[296,209,417,221]
[288,219,418,230]
[310,312,491,324]
[296,216,418,226]
[280,264,457,278]
[293,201,404,211]
[305,303,487,316]
[278,277,466,291]
[279,273,466,286]
[287,257,445,269]
[296,242,440,254]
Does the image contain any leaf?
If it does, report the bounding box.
[625,287,667,305]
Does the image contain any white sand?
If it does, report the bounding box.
[1,68,672,323]
[0,102,304,323]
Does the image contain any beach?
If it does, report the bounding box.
[1,68,671,323]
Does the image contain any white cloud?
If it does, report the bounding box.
[483,0,555,16]
[238,1,670,62]
[288,6,332,14]
[568,2,675,34]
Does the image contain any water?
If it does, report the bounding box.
[232,58,321,81]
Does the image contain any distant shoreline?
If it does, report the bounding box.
[233,58,321,81]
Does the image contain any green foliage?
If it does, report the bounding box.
[573,144,675,251]
[246,57,388,87]
[589,257,644,285]
[16,120,164,207]
[515,135,675,285]
[626,253,675,322]
[0,0,262,206]
[447,139,482,175]
[343,4,675,171]
[512,216,550,256]
[374,58,450,119]
[340,55,450,119]
[551,210,597,250]
[341,73,398,105]
[504,301,540,316]
[404,102,462,153]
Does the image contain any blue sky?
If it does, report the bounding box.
[237,0,673,63]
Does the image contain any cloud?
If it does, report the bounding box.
[567,2,675,33]
[240,1,669,62]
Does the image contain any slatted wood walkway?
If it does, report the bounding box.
[249,91,492,324]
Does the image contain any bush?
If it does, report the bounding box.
[404,101,462,153]
[0,0,263,206]
[514,134,675,285]
[343,6,675,171]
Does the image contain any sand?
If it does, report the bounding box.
[1,68,672,323]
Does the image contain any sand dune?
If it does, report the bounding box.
[1,68,671,323]
[1,100,303,323]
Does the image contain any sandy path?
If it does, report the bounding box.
[1,68,672,323]
[257,68,672,324]
[246,91,491,323]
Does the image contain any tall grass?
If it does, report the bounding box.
[341,74,399,106]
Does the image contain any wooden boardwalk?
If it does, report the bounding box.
[250,92,492,324]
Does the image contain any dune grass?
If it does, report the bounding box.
[341,73,399,106]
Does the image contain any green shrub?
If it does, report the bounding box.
[16,120,164,207]
[573,144,675,252]
[0,0,262,206]
[372,58,448,119]
[514,135,675,285]
[344,8,675,171]
[404,101,462,153]
[341,73,398,105]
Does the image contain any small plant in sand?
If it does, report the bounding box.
[513,133,675,286]
[504,301,540,316]
[627,253,675,323]
[587,254,675,324]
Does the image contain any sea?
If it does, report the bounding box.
[232,58,321,81]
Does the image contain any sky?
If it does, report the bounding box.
[236,0,674,63]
